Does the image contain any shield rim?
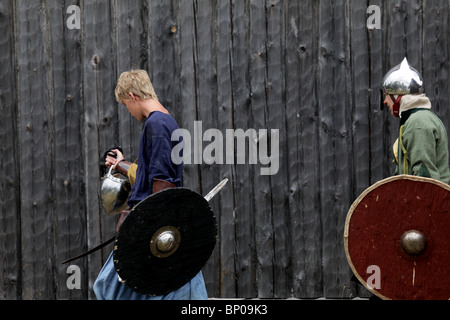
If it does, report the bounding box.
[344,174,450,300]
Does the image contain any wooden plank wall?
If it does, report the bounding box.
[0,0,449,300]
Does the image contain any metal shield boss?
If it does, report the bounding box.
[113,187,218,296]
[344,175,450,300]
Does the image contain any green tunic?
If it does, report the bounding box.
[396,109,450,184]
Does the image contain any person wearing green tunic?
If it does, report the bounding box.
[381,58,450,184]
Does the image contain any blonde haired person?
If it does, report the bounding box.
[115,70,158,103]
[94,70,208,300]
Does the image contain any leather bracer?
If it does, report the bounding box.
[115,160,132,176]
[153,179,176,193]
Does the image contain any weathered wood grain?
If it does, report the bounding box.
[249,0,274,299]
[368,0,387,186]
[214,0,237,298]
[0,0,21,300]
[1,0,448,300]
[317,0,354,299]
[264,0,287,298]
[178,0,200,193]
[82,0,118,299]
[115,0,146,159]
[229,0,257,298]
[287,0,323,299]
[285,0,302,298]
[423,0,449,125]
[16,0,55,300]
[47,0,87,300]
[192,0,221,295]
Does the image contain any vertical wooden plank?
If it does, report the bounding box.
[166,0,183,124]
[16,0,55,300]
[286,0,323,299]
[82,0,118,299]
[178,0,200,193]
[265,0,290,298]
[149,0,180,115]
[298,0,323,298]
[337,0,354,299]
[350,1,371,202]
[284,0,301,298]
[404,0,423,70]
[48,0,87,300]
[215,0,237,298]
[249,0,274,299]
[0,0,21,300]
[317,0,335,299]
[302,0,324,299]
[347,0,376,299]
[423,0,449,124]
[317,0,353,298]
[382,0,406,173]
[82,1,102,295]
[230,0,256,298]
[114,0,147,159]
[368,0,388,185]
[190,0,221,296]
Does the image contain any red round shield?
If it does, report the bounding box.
[345,175,450,300]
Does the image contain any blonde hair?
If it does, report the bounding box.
[115,70,158,103]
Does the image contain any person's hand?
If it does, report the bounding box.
[105,149,125,169]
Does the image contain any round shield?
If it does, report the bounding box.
[344,175,450,300]
[113,188,217,296]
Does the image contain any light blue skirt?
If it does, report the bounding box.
[93,252,208,300]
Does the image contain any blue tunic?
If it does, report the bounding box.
[94,111,208,300]
[128,111,183,207]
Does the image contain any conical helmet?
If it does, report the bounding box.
[382,58,424,95]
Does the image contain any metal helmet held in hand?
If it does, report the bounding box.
[100,166,131,215]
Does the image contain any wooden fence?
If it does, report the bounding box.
[0,0,449,300]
